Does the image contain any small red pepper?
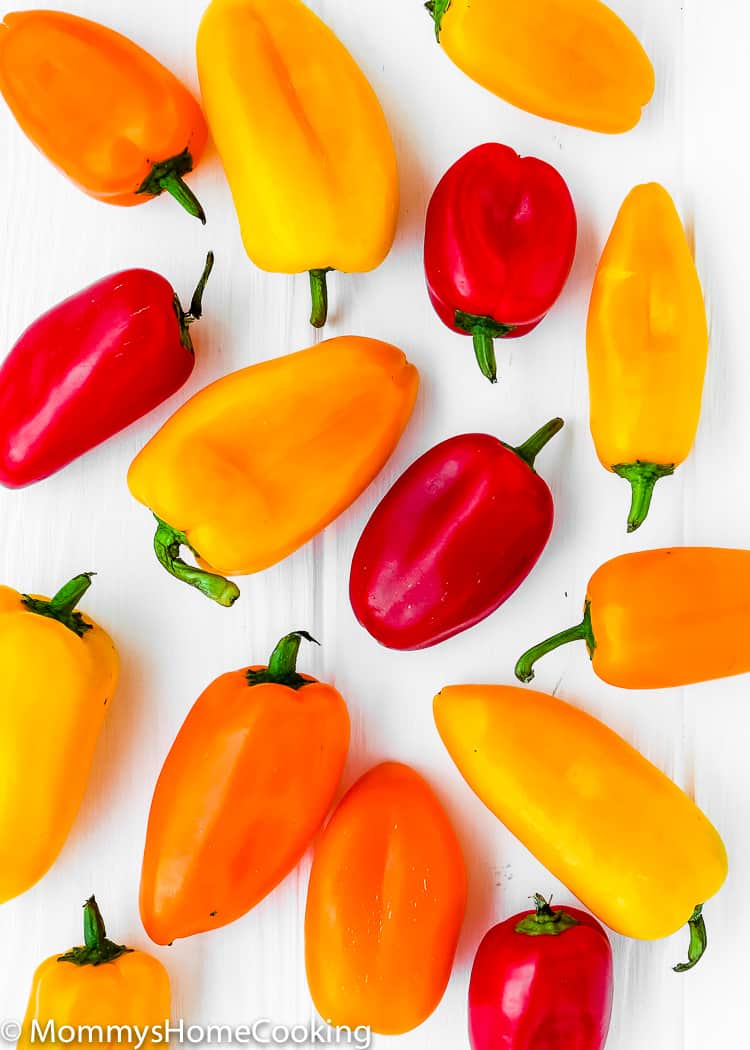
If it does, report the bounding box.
[469,895,613,1050]
[424,143,577,382]
[349,418,563,650]
[0,253,213,487]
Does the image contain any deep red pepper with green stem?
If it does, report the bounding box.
[424,143,577,382]
[0,253,213,487]
[469,895,613,1050]
[349,417,563,650]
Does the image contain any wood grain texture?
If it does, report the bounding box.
[0,1,744,1049]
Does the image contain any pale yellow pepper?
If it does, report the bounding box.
[196,0,399,326]
[434,684,727,971]
[587,183,709,530]
[0,574,118,904]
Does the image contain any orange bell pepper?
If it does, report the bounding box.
[305,762,467,1034]
[19,896,170,1050]
[0,11,207,221]
[588,184,709,531]
[141,632,349,944]
[427,0,654,133]
[434,685,727,971]
[127,336,419,606]
[516,547,750,688]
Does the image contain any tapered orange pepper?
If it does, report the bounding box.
[588,184,708,530]
[427,0,654,134]
[516,548,750,689]
[141,632,349,944]
[197,0,398,326]
[435,685,727,971]
[0,11,207,221]
[18,897,170,1050]
[305,762,467,1034]
[127,337,419,606]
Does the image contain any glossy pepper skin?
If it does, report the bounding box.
[305,762,467,1034]
[350,418,563,650]
[0,254,213,488]
[435,685,727,971]
[197,0,398,327]
[470,897,613,1050]
[588,184,708,531]
[0,574,118,905]
[128,337,418,607]
[515,547,750,689]
[424,144,577,381]
[0,11,207,221]
[18,897,170,1050]
[141,632,349,944]
[427,0,654,134]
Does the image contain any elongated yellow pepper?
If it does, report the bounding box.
[0,574,118,904]
[428,0,654,134]
[587,183,709,531]
[196,0,399,327]
[434,684,727,971]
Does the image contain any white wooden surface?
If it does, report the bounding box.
[0,1,746,1048]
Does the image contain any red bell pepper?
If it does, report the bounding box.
[0,253,213,487]
[349,417,563,650]
[424,143,577,382]
[470,895,613,1050]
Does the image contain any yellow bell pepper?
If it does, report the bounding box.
[0,574,118,905]
[587,183,709,531]
[18,897,170,1050]
[196,0,399,327]
[127,336,418,606]
[427,0,654,134]
[434,684,727,971]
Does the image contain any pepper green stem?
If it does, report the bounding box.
[153,516,240,607]
[135,148,206,224]
[515,894,579,937]
[613,461,676,533]
[174,252,215,353]
[454,310,516,383]
[58,896,133,967]
[246,631,320,690]
[515,601,595,683]
[21,573,95,638]
[510,418,565,471]
[673,904,707,973]
[309,269,333,328]
[424,0,452,40]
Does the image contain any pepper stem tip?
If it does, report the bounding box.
[153,516,240,607]
[673,904,707,973]
[515,602,595,683]
[613,461,675,533]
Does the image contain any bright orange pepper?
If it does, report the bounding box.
[127,336,419,606]
[434,685,727,971]
[516,547,750,689]
[0,11,207,220]
[427,0,654,134]
[305,762,467,1035]
[588,184,709,531]
[19,897,170,1050]
[140,632,349,944]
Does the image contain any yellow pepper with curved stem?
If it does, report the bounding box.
[0,574,118,905]
[18,897,170,1050]
[434,684,727,972]
[587,183,709,531]
[196,0,399,327]
[427,0,654,134]
[127,337,418,606]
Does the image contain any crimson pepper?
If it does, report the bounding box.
[349,417,562,650]
[470,895,613,1050]
[0,253,213,487]
[424,143,577,382]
